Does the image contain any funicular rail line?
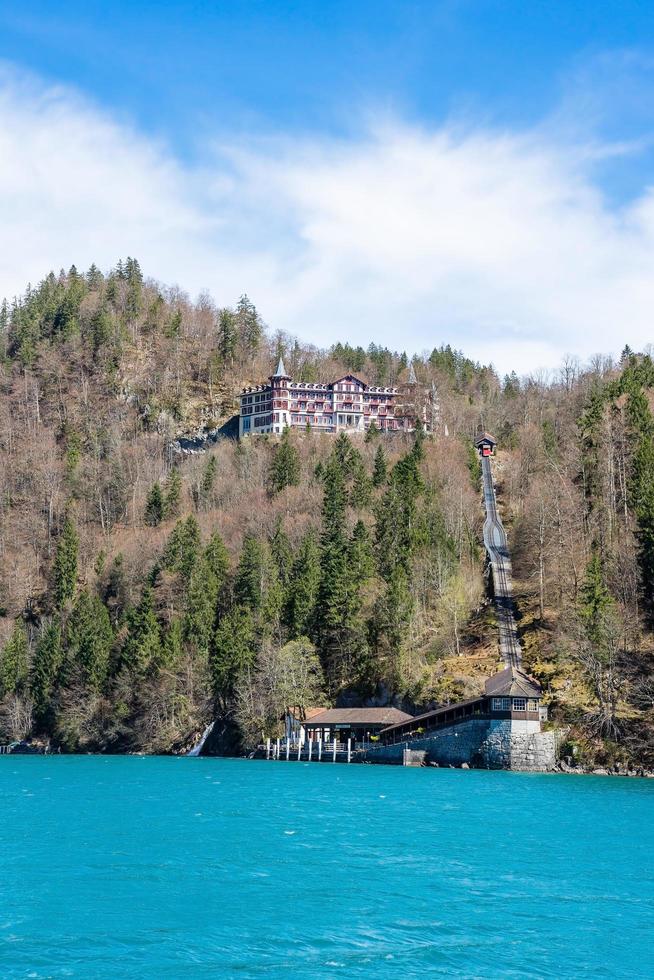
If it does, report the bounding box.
[481,454,522,668]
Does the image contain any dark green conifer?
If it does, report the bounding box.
[162,515,201,582]
[0,620,29,697]
[217,309,237,365]
[164,310,182,339]
[270,517,293,587]
[52,515,79,608]
[269,427,300,494]
[364,420,379,443]
[65,590,113,690]
[372,444,387,487]
[235,295,262,356]
[144,483,164,526]
[286,528,321,638]
[86,264,104,290]
[164,468,182,518]
[211,607,255,700]
[182,533,229,657]
[31,620,63,725]
[350,462,373,509]
[348,519,375,583]
[122,586,161,674]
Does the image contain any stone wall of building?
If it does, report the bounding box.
[363,718,491,768]
[363,718,558,772]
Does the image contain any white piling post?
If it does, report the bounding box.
[333,739,337,762]
[318,739,322,762]
[297,740,302,761]
[276,738,280,760]
[286,738,290,761]
[347,738,352,763]
[308,738,313,762]
[266,737,271,760]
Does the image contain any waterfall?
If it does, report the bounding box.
[187,721,215,757]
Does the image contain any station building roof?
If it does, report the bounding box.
[484,667,542,698]
[475,432,497,447]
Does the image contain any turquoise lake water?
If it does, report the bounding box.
[0,758,652,979]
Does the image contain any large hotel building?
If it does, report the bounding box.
[238,358,415,437]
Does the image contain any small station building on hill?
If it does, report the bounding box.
[475,432,497,457]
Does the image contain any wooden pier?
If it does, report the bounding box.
[259,737,356,763]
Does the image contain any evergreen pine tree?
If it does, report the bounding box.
[86,263,104,290]
[217,309,237,365]
[234,534,268,611]
[270,517,293,587]
[90,307,112,355]
[122,586,161,674]
[160,618,184,667]
[65,590,113,690]
[626,385,654,618]
[200,456,217,503]
[348,519,375,583]
[53,515,79,608]
[286,528,321,638]
[350,461,373,509]
[372,444,387,487]
[579,549,613,643]
[164,310,182,339]
[371,565,413,685]
[235,295,262,356]
[211,607,255,701]
[234,534,283,632]
[0,620,29,697]
[316,456,358,685]
[124,257,143,319]
[374,447,424,580]
[164,468,182,518]
[183,532,229,658]
[203,532,230,586]
[162,515,201,582]
[269,427,300,494]
[31,620,63,726]
[144,483,164,526]
[364,420,379,443]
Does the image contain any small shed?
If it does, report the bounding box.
[475,432,497,457]
[304,707,413,745]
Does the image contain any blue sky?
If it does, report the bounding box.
[1,1,654,371]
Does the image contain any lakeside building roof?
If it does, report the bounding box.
[484,667,542,699]
[286,707,328,722]
[305,707,413,727]
[379,696,485,735]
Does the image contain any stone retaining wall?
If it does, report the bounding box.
[363,718,558,772]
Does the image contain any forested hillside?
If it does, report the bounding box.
[0,260,652,763]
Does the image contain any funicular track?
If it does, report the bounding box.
[481,455,522,668]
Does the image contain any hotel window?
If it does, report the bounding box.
[492,697,511,711]
[243,417,251,432]
[513,698,527,711]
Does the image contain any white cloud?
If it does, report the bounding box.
[1,64,654,374]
